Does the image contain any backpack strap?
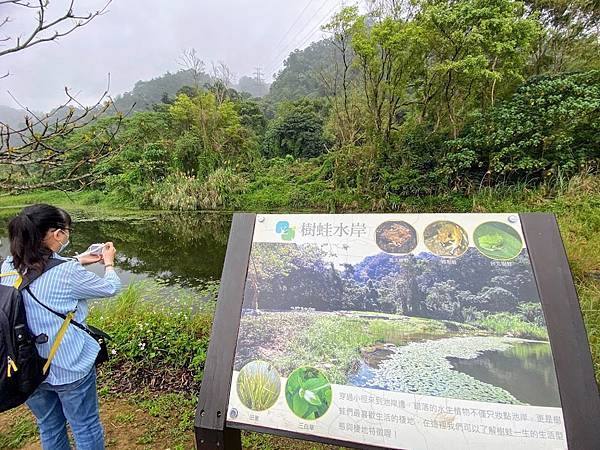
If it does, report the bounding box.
[18,258,67,291]
[0,271,21,288]
[17,259,71,373]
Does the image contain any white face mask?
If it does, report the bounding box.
[57,230,70,254]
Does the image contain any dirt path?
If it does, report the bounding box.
[0,396,194,449]
[0,395,343,449]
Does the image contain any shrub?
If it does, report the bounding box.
[147,168,247,211]
[88,281,216,391]
[444,70,600,186]
[477,312,548,340]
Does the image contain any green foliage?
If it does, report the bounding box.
[477,313,549,340]
[147,168,247,211]
[5,0,599,212]
[285,367,332,420]
[113,69,211,112]
[445,70,600,184]
[237,361,281,411]
[0,416,37,449]
[89,282,215,387]
[268,40,334,103]
[263,100,331,158]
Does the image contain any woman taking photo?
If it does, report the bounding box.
[1,204,121,450]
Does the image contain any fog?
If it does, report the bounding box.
[0,0,345,111]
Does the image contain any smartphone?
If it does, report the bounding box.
[86,243,105,256]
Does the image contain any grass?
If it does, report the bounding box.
[0,415,37,449]
[476,313,549,340]
[237,361,281,411]
[89,281,216,392]
[240,312,477,384]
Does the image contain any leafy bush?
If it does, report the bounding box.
[445,70,600,185]
[147,168,247,211]
[88,282,216,391]
[518,302,546,327]
[477,312,548,340]
[263,100,331,159]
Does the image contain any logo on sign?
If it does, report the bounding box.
[275,221,295,241]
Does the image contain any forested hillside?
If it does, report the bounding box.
[1,0,598,210]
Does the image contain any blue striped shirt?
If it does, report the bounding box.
[1,254,121,385]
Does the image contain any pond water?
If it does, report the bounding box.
[0,210,232,288]
[447,341,561,407]
[349,338,561,407]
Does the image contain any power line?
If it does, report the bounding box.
[266,2,330,75]
[266,2,341,78]
[265,1,340,78]
[272,0,318,53]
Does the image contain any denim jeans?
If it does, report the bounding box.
[26,368,104,450]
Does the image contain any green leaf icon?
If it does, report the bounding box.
[282,227,295,241]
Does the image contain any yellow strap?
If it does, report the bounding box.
[0,271,18,277]
[0,271,23,288]
[7,357,18,378]
[42,312,75,375]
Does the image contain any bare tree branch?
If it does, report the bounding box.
[178,48,205,92]
[0,0,111,58]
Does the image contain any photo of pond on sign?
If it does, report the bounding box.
[231,213,565,440]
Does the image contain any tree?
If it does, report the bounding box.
[269,40,335,103]
[178,48,205,93]
[443,70,600,184]
[0,0,110,65]
[169,92,259,172]
[0,0,123,193]
[424,280,472,321]
[414,0,540,137]
[243,243,333,311]
[526,0,600,74]
[263,100,331,159]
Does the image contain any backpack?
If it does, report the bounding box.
[0,259,66,412]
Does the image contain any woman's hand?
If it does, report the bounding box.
[76,254,103,266]
[102,242,117,266]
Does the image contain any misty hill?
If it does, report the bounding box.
[268,39,335,103]
[111,68,271,112]
[112,69,212,112]
[0,104,35,129]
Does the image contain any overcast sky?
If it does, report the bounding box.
[1,0,352,111]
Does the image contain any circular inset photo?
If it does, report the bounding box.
[424,221,469,257]
[474,222,523,260]
[375,221,417,254]
[236,360,281,411]
[285,367,332,420]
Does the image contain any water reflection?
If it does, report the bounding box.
[0,210,231,288]
[448,342,561,407]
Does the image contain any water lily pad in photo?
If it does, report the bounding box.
[375,221,417,254]
[423,221,469,257]
[237,360,281,411]
[474,222,523,260]
[285,367,332,420]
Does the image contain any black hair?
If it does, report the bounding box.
[8,204,72,275]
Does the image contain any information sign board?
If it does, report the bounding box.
[195,213,600,450]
